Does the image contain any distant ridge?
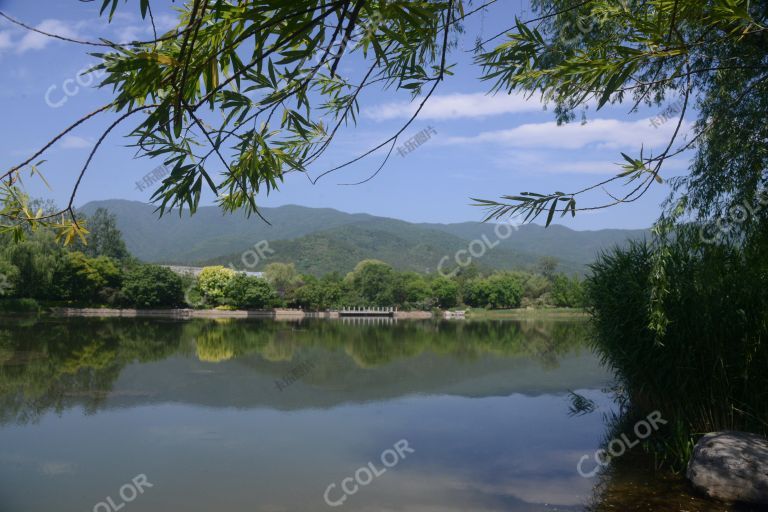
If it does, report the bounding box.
[79,200,648,275]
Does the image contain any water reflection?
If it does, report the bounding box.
[0,317,729,511]
[0,317,597,423]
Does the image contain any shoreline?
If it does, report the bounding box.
[464,308,588,319]
[3,306,587,321]
[47,307,434,320]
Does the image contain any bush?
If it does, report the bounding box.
[122,265,184,308]
[0,298,41,312]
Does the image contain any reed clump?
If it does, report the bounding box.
[586,232,768,470]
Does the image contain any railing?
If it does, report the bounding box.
[339,307,397,317]
[340,316,397,325]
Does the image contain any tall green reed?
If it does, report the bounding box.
[586,228,768,470]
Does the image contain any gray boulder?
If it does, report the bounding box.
[687,431,768,504]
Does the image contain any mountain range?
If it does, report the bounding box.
[79,199,648,276]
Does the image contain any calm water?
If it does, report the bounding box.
[0,316,733,511]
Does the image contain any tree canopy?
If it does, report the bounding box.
[1,0,766,240]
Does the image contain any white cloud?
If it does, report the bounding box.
[491,149,692,176]
[60,135,93,149]
[115,25,145,42]
[16,19,80,53]
[109,12,177,43]
[363,92,546,121]
[153,13,179,33]
[110,12,139,23]
[0,31,12,51]
[444,117,692,150]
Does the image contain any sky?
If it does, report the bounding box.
[0,0,695,230]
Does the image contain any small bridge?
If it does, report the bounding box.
[340,316,397,325]
[339,307,397,317]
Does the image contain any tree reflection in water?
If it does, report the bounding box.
[0,317,588,424]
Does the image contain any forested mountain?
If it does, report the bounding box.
[79,200,647,275]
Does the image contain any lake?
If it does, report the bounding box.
[0,316,733,511]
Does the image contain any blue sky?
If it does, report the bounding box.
[0,0,694,230]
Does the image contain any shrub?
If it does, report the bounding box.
[122,265,184,308]
[0,298,41,312]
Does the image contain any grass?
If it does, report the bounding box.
[464,307,588,319]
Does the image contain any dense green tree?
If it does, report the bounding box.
[345,260,396,306]
[222,273,276,309]
[464,273,523,309]
[72,208,130,261]
[264,262,302,303]
[453,263,481,283]
[198,266,236,304]
[1,230,62,299]
[392,272,431,309]
[536,257,559,281]
[122,265,184,308]
[291,274,344,311]
[431,276,459,309]
[551,275,585,308]
[521,274,552,307]
[53,252,122,303]
[0,260,20,298]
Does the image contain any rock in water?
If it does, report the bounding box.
[687,431,768,504]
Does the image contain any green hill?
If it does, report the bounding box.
[420,221,650,272]
[201,224,568,275]
[79,200,647,275]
